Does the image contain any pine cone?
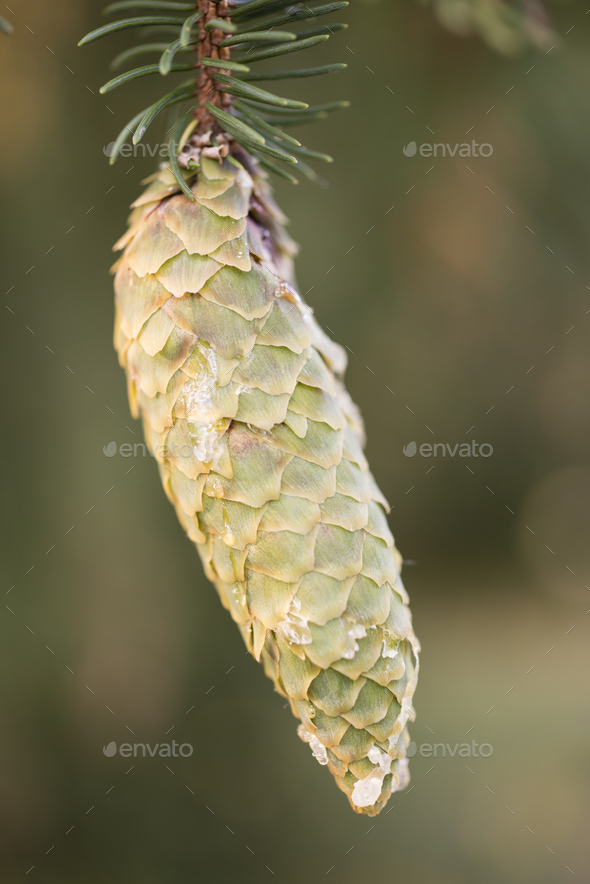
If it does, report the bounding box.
[113,154,419,816]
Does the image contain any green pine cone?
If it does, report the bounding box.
[113,153,419,816]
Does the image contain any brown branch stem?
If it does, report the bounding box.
[195,0,233,132]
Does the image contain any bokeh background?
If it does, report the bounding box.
[1,0,590,881]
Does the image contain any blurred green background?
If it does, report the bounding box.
[1,0,590,881]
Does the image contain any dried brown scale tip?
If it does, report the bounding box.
[113,153,419,815]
